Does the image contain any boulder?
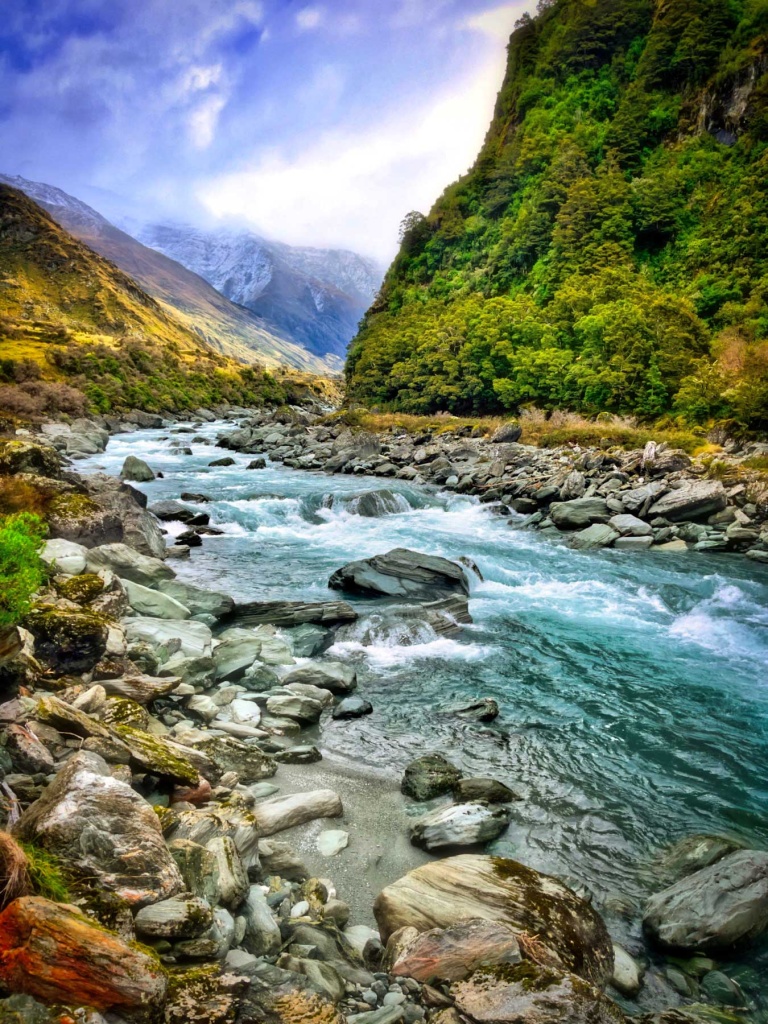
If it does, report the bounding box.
[100,674,180,703]
[86,543,174,586]
[442,698,498,722]
[25,607,108,675]
[121,456,155,482]
[550,498,611,530]
[655,834,747,883]
[266,693,324,724]
[332,696,373,720]
[453,778,518,804]
[206,836,249,909]
[0,440,60,478]
[451,963,623,1024]
[228,599,357,628]
[402,753,463,801]
[111,724,200,785]
[157,579,234,619]
[253,790,343,837]
[282,662,357,695]
[213,630,263,681]
[643,849,768,953]
[348,490,409,517]
[14,751,183,907]
[82,474,166,557]
[152,502,211,529]
[0,896,166,1011]
[4,725,54,775]
[491,422,522,444]
[621,482,668,515]
[134,895,213,939]
[195,736,277,784]
[611,944,642,998]
[409,804,511,851]
[123,616,212,658]
[609,514,653,537]
[374,855,614,986]
[567,524,619,550]
[242,884,282,955]
[648,481,727,522]
[329,548,470,602]
[39,538,88,575]
[390,919,522,983]
[122,578,191,619]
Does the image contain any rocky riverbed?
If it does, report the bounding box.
[0,406,766,1023]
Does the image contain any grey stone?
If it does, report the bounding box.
[609,514,653,537]
[332,696,374,720]
[14,751,183,907]
[86,543,174,586]
[121,456,155,482]
[134,895,212,939]
[409,803,511,851]
[567,523,619,550]
[329,548,470,602]
[643,849,768,953]
[648,480,727,522]
[40,538,88,575]
[402,753,462,801]
[283,661,357,695]
[122,578,191,619]
[550,498,610,529]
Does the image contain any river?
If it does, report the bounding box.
[80,421,768,1005]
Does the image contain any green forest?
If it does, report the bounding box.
[346,0,768,431]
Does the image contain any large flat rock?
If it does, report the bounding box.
[373,855,613,987]
[329,548,470,602]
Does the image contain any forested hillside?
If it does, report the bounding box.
[347,0,768,431]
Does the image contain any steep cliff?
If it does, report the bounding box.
[347,0,768,430]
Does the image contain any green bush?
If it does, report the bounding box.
[0,512,46,629]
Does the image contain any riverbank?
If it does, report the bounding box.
[0,410,766,1022]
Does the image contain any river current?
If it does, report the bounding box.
[81,422,768,999]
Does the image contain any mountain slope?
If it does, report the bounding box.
[0,174,334,374]
[347,0,768,431]
[0,184,305,415]
[137,223,382,362]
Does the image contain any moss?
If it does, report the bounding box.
[46,491,101,524]
[154,805,180,836]
[113,725,199,785]
[102,696,149,730]
[54,573,104,604]
[472,960,561,993]
[0,439,60,478]
[18,842,71,903]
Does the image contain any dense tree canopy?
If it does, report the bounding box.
[347,0,768,430]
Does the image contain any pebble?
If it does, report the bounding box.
[383,992,406,1006]
[290,900,310,918]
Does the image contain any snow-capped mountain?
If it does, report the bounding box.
[0,174,111,234]
[0,173,338,373]
[137,223,383,361]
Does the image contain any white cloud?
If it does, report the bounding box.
[188,93,227,148]
[182,64,223,94]
[295,6,324,32]
[196,45,509,261]
[465,2,529,41]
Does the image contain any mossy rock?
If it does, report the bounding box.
[113,724,200,786]
[24,604,109,676]
[54,573,105,604]
[102,696,150,730]
[46,492,123,547]
[0,440,60,478]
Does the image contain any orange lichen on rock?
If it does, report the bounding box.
[0,896,166,1011]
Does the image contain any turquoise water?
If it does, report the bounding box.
[82,423,768,1000]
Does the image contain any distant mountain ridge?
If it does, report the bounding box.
[0,173,338,373]
[137,223,382,361]
[0,173,382,368]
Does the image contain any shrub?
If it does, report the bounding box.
[0,512,46,629]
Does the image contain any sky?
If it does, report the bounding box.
[1,0,533,262]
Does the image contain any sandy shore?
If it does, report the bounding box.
[265,751,432,926]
